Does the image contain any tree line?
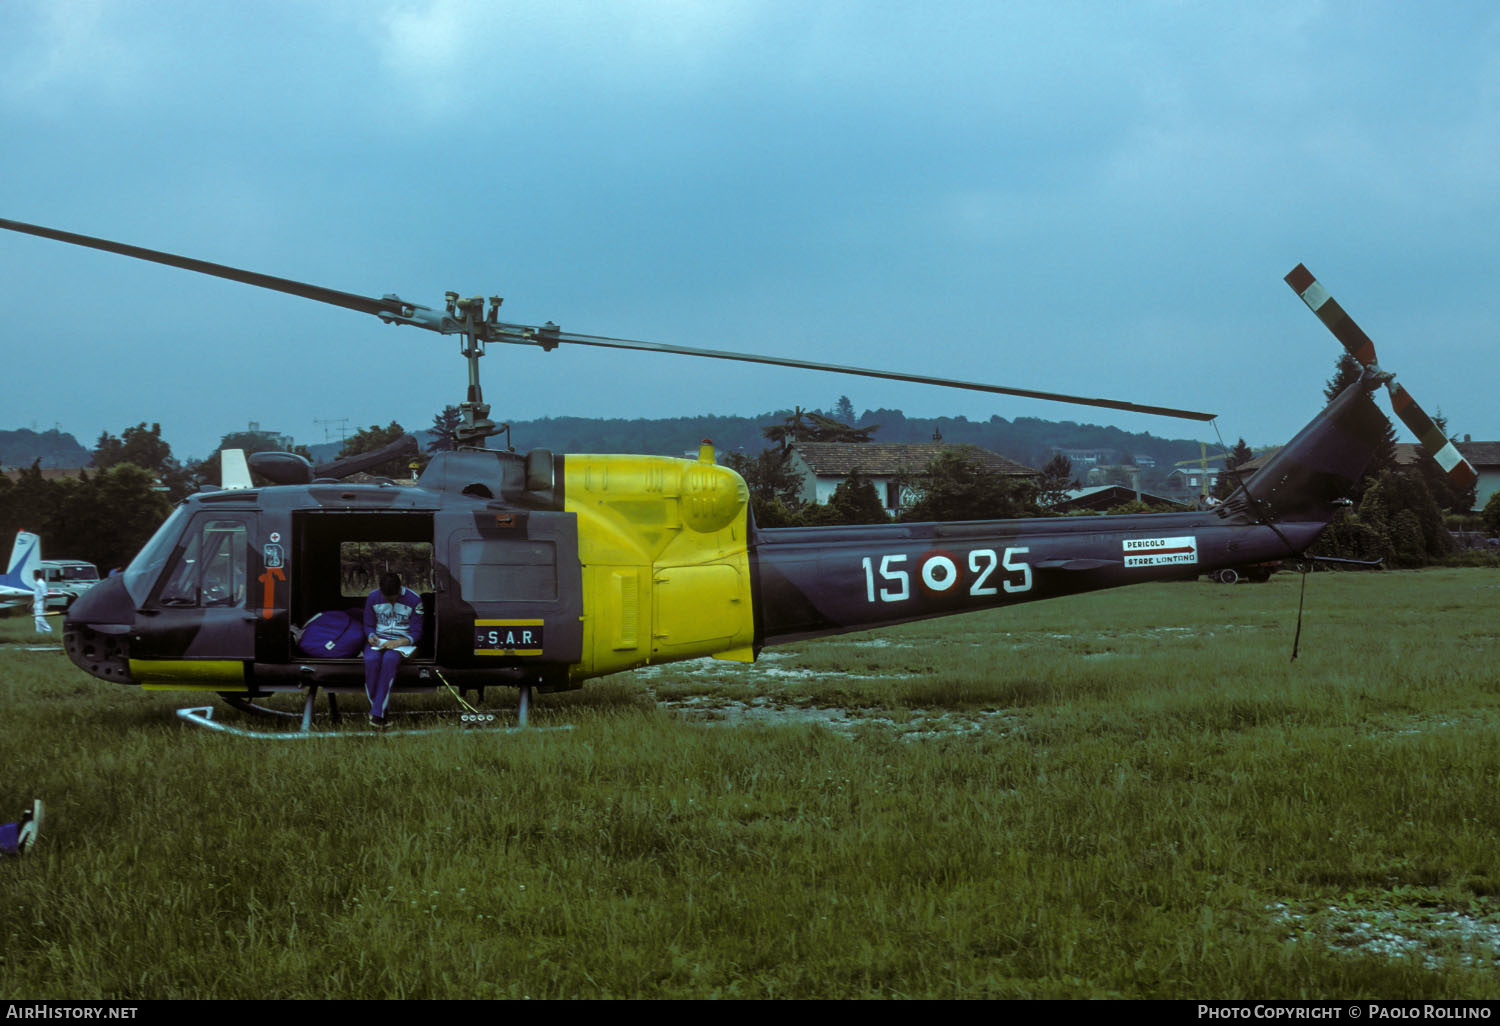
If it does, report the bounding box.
[724,403,1085,528]
[1,366,1480,573]
[0,419,427,572]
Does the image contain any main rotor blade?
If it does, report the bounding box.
[542,330,1219,422]
[0,216,1216,421]
[0,217,404,319]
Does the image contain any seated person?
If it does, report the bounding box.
[363,572,424,728]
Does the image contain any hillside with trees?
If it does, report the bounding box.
[466,407,1218,481]
[6,374,1483,571]
[0,399,1236,481]
[0,428,89,468]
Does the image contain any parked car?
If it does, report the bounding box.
[41,560,101,610]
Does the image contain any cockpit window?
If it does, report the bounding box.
[123,506,190,606]
[157,518,250,608]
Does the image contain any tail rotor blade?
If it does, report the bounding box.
[1388,382,1478,489]
[1284,263,1379,367]
[1284,263,1478,490]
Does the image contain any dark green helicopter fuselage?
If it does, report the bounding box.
[63,372,1386,699]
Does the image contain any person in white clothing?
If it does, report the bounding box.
[31,570,51,634]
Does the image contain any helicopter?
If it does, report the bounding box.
[0,217,1477,728]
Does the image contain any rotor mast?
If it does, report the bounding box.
[448,292,502,446]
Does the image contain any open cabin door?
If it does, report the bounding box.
[289,510,437,660]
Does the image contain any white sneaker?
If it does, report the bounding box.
[17,799,42,855]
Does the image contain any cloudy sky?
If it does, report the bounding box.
[4,1,1499,460]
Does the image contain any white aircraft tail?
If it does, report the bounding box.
[1,530,42,591]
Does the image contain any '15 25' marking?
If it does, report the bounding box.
[860,548,1030,603]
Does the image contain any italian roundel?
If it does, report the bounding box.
[917,549,961,593]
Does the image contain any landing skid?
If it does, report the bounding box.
[187,683,562,739]
[177,704,572,739]
[219,694,303,720]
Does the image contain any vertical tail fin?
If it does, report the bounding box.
[1217,369,1387,523]
[1,531,42,590]
[221,449,253,490]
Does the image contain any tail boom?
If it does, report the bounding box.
[750,513,1325,647]
[748,368,1392,649]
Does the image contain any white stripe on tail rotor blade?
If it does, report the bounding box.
[1433,443,1465,474]
[1299,281,1331,312]
[1428,447,1464,474]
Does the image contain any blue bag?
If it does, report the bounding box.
[298,610,365,658]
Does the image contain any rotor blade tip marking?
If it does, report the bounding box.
[1432,443,1467,475]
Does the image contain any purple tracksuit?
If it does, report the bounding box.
[0,819,20,855]
[363,587,424,719]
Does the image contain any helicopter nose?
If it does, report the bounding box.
[63,574,135,684]
[63,620,132,684]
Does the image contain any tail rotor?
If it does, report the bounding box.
[1284,264,1477,490]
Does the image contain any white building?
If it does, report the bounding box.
[787,442,1037,517]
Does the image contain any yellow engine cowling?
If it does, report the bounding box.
[564,445,755,680]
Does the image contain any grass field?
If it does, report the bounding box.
[2,569,1499,999]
